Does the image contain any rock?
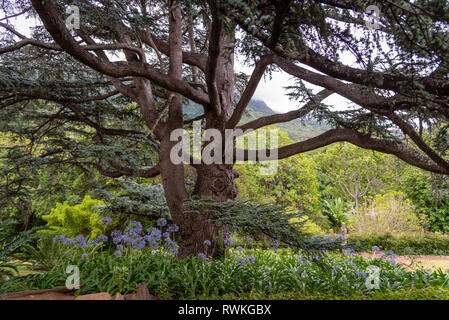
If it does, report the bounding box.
[74,292,113,300]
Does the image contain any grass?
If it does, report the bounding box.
[2,248,449,300]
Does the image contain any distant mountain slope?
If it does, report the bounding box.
[183,99,330,142]
[247,100,276,115]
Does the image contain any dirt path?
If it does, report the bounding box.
[359,252,449,271]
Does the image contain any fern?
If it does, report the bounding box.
[0,220,43,281]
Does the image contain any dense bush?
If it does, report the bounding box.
[41,195,112,239]
[350,192,421,234]
[348,232,449,256]
[399,167,449,233]
[0,220,42,281]
[235,128,329,230]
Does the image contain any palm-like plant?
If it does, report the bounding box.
[0,220,41,281]
[322,198,353,232]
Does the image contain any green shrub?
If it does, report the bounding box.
[398,166,449,233]
[351,192,421,234]
[348,232,449,255]
[211,287,449,300]
[0,220,41,281]
[21,233,80,271]
[321,198,353,232]
[41,195,112,239]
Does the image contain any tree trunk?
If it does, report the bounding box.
[170,164,239,258]
[161,14,238,258]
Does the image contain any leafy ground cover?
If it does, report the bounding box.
[3,248,449,300]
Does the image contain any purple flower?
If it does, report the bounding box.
[167,224,179,232]
[247,255,256,264]
[274,240,279,251]
[96,235,108,243]
[101,216,112,226]
[203,240,212,247]
[236,246,243,252]
[149,228,162,240]
[156,218,167,227]
[113,250,123,257]
[371,246,380,253]
[126,221,142,234]
[198,253,207,261]
[81,253,89,259]
[345,248,355,256]
[224,238,234,246]
[135,237,146,250]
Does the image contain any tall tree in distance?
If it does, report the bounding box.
[0,0,448,256]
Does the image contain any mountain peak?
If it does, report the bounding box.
[248,99,277,115]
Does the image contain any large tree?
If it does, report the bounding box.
[1,0,448,256]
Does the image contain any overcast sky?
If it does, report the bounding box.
[9,15,355,114]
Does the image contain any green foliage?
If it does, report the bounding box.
[185,198,342,256]
[0,220,42,281]
[3,250,449,299]
[351,192,422,234]
[321,198,353,231]
[399,166,449,233]
[314,143,397,208]
[235,128,328,229]
[20,233,79,271]
[41,195,110,239]
[348,232,449,256]
[97,178,170,220]
[213,287,449,300]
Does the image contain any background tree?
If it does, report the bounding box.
[1,0,449,256]
[315,143,396,209]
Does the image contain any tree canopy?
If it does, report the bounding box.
[1,0,449,256]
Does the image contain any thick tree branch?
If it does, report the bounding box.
[237,89,333,132]
[235,128,449,175]
[30,0,210,106]
[96,163,160,178]
[227,54,275,128]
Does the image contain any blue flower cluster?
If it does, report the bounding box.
[203,240,212,247]
[53,234,107,249]
[223,232,234,246]
[197,252,207,261]
[265,239,280,251]
[53,217,180,259]
[344,248,356,256]
[233,254,256,266]
[101,216,113,226]
[111,220,179,256]
[380,249,398,264]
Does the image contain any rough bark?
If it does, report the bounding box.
[167,14,239,258]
